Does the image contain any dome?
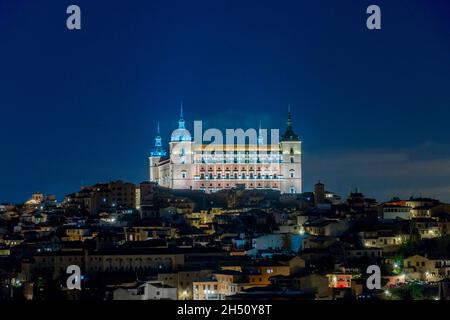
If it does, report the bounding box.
[171,128,192,142]
[171,102,192,141]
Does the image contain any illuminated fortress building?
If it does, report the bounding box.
[149,106,302,194]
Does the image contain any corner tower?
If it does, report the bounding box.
[149,122,167,183]
[280,107,302,194]
[169,103,194,189]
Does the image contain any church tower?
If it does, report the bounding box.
[280,107,302,194]
[169,103,194,189]
[149,122,167,184]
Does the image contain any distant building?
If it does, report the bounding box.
[347,189,377,212]
[304,217,349,237]
[326,273,353,289]
[412,218,441,239]
[403,254,450,282]
[29,192,44,204]
[21,249,185,280]
[149,107,302,194]
[158,269,211,300]
[193,259,296,300]
[360,230,408,249]
[138,181,158,218]
[406,197,440,210]
[314,182,325,205]
[112,281,177,300]
[381,202,411,220]
[193,278,220,300]
[345,247,383,261]
[64,180,136,215]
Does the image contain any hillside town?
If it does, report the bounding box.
[1,180,450,300]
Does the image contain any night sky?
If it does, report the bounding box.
[1,0,450,203]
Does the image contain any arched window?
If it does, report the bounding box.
[289,170,295,178]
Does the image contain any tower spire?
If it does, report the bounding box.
[151,121,166,156]
[178,101,185,129]
[287,105,292,128]
[281,105,299,141]
[180,101,184,119]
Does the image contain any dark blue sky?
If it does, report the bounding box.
[1,0,450,203]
